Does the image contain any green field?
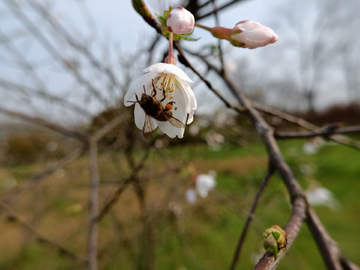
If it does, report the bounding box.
[1,139,359,270]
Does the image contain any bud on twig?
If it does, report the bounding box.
[195,20,278,49]
[166,7,195,35]
[231,21,278,49]
[263,225,287,260]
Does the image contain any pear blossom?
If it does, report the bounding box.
[166,7,195,35]
[305,186,339,210]
[302,141,319,155]
[196,173,216,198]
[124,63,197,138]
[230,21,278,49]
[185,188,197,204]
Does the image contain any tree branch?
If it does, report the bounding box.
[230,166,275,270]
[275,125,360,139]
[253,197,307,270]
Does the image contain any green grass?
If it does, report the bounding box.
[1,140,359,269]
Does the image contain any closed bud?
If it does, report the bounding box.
[166,7,195,35]
[230,20,278,49]
[263,225,287,260]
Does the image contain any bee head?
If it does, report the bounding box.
[138,93,153,106]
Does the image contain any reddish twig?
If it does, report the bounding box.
[230,166,275,270]
[253,197,307,269]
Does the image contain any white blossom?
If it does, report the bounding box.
[302,142,319,155]
[124,63,197,138]
[196,174,216,198]
[185,188,197,204]
[305,186,340,210]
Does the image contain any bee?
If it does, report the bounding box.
[134,79,185,138]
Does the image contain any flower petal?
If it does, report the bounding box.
[177,79,197,124]
[166,7,195,35]
[134,103,145,130]
[144,63,193,83]
[231,21,278,49]
[124,72,158,106]
[156,86,187,138]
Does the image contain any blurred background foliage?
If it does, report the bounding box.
[0,0,359,269]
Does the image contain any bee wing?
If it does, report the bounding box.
[143,114,156,138]
[163,112,185,128]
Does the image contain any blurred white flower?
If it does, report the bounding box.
[185,188,197,204]
[124,63,197,138]
[305,186,340,210]
[230,21,278,49]
[302,141,319,155]
[167,7,195,35]
[196,174,216,198]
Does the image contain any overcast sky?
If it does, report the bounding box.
[0,0,357,122]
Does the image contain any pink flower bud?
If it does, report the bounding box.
[166,7,195,35]
[230,21,278,49]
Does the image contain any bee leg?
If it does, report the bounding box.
[160,88,167,102]
[151,79,157,97]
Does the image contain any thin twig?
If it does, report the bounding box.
[129,4,360,268]
[28,1,122,91]
[275,125,360,139]
[185,48,360,151]
[0,202,86,262]
[253,197,307,270]
[253,103,360,150]
[230,166,275,270]
[0,78,92,118]
[305,208,343,270]
[211,0,225,76]
[195,0,247,21]
[176,44,246,114]
[179,48,345,269]
[97,151,150,222]
[88,138,100,270]
[4,0,109,105]
[0,106,88,141]
[1,147,85,209]
[92,115,126,142]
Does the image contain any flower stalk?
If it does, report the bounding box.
[195,23,231,40]
[165,32,176,65]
